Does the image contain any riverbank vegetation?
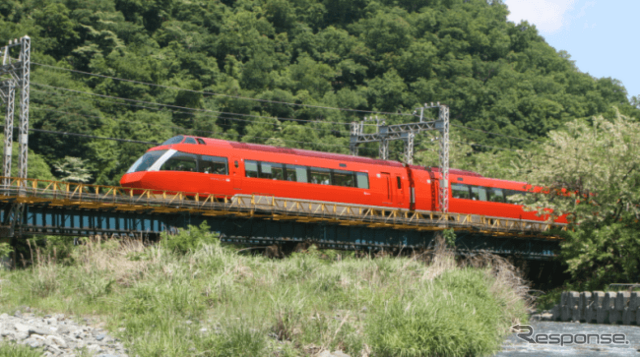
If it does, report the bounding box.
[0,225,529,356]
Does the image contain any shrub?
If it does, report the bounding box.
[161,222,219,254]
[366,269,511,357]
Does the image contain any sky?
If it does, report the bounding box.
[503,0,639,100]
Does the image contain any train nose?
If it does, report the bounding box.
[120,172,146,188]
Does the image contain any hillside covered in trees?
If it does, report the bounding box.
[0,0,638,185]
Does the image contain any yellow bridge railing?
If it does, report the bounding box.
[0,177,565,239]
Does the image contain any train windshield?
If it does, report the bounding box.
[126,150,168,173]
[161,136,184,145]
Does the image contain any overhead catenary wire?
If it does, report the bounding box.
[451,124,544,145]
[0,124,157,145]
[29,71,548,158]
[31,84,355,131]
[33,82,544,148]
[33,64,552,146]
[29,105,356,150]
[33,62,414,117]
[31,88,351,135]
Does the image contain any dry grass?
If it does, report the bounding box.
[0,228,530,357]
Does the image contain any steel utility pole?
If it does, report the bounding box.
[349,103,450,212]
[0,36,30,185]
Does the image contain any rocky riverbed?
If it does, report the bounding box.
[0,308,128,356]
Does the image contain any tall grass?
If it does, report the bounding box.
[0,342,43,357]
[0,227,528,357]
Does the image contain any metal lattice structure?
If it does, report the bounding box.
[0,36,30,183]
[0,80,15,187]
[350,104,450,212]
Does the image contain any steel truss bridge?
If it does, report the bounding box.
[0,177,564,260]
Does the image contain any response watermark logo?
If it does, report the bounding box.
[513,325,630,346]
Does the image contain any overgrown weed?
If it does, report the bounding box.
[0,225,529,356]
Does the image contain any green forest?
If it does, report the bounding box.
[1,0,638,186]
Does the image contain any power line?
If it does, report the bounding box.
[29,105,354,150]
[451,124,543,145]
[31,83,357,130]
[31,88,351,135]
[33,62,414,117]
[1,125,157,144]
[451,140,521,153]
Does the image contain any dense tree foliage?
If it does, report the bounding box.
[0,0,637,184]
[517,110,640,287]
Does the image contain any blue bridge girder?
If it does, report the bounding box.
[0,177,564,260]
[0,201,560,260]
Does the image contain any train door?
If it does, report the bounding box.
[231,158,242,192]
[381,172,393,204]
[394,174,404,206]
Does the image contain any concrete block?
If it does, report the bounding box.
[597,308,609,324]
[629,292,640,311]
[585,307,598,323]
[609,309,622,324]
[604,292,617,310]
[560,291,569,306]
[615,291,631,311]
[623,308,636,325]
[551,305,561,321]
[568,291,580,308]
[571,305,583,322]
[579,292,592,311]
[592,291,606,308]
[561,305,573,322]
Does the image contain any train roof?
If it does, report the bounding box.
[164,135,483,177]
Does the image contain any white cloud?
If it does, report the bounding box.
[504,0,577,34]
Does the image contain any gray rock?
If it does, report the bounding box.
[24,337,44,348]
[315,351,333,357]
[96,333,107,341]
[56,324,71,335]
[332,351,351,357]
[15,331,29,340]
[29,326,54,335]
[14,322,30,333]
[46,334,68,348]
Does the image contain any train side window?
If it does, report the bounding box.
[505,189,528,202]
[285,165,308,183]
[397,177,402,189]
[332,170,355,187]
[356,172,369,189]
[199,156,228,175]
[260,162,284,180]
[309,167,331,185]
[487,187,505,202]
[196,138,205,145]
[470,186,487,201]
[245,160,259,178]
[260,162,273,179]
[184,137,197,144]
[451,183,471,199]
[161,152,198,172]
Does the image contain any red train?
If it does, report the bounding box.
[120,135,563,223]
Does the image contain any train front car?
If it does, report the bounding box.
[120,135,234,197]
